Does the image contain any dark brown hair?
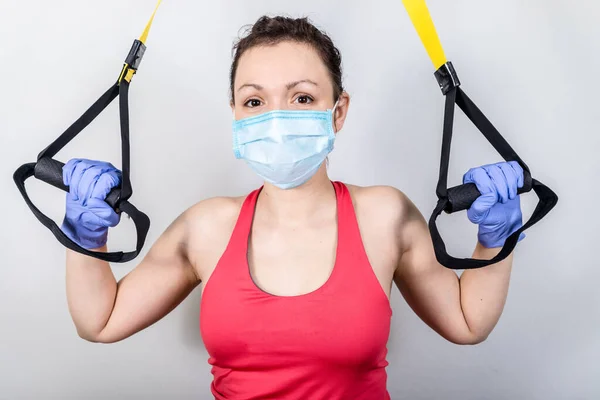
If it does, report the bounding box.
[230,15,344,103]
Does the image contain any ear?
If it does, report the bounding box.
[333,92,350,133]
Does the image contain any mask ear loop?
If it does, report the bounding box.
[325,99,340,169]
[331,99,340,132]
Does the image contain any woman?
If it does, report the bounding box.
[62,16,525,399]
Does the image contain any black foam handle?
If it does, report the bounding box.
[34,157,121,209]
[444,169,533,213]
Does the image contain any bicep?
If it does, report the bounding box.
[394,201,475,344]
[96,213,200,343]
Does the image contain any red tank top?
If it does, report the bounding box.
[200,182,392,400]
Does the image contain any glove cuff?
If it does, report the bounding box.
[478,218,525,249]
[61,217,109,250]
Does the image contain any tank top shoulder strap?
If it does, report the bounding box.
[332,181,359,244]
[332,181,373,270]
[202,187,263,303]
[212,187,262,276]
[332,181,389,308]
[229,186,262,245]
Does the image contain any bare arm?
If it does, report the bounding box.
[66,210,200,343]
[394,196,513,345]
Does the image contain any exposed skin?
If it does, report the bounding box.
[66,41,513,346]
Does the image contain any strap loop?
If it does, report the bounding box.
[430,86,558,269]
[14,2,162,262]
[402,0,559,269]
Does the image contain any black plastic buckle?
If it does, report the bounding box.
[125,39,147,70]
[434,61,460,95]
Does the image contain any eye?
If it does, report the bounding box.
[294,95,314,105]
[244,98,263,108]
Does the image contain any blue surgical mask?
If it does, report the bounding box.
[232,102,338,190]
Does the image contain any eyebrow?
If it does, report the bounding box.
[236,83,264,93]
[286,79,318,90]
[236,79,318,93]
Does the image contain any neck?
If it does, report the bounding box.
[258,165,335,225]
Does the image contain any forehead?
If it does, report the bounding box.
[235,41,330,89]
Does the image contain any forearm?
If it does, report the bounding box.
[459,242,513,340]
[66,246,117,341]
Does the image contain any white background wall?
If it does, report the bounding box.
[1,0,598,398]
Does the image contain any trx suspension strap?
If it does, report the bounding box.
[401,0,558,269]
[13,1,163,263]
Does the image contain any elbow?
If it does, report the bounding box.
[75,327,114,344]
[76,328,102,343]
[77,331,100,343]
[460,333,489,345]
[445,330,490,345]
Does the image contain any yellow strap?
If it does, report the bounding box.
[401,0,447,70]
[139,0,162,44]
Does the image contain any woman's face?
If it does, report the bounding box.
[232,41,347,124]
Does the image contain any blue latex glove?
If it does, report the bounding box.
[463,161,526,249]
[61,159,122,249]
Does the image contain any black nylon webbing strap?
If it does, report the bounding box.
[13,76,150,263]
[118,80,133,202]
[429,82,558,269]
[37,84,119,160]
[435,87,456,199]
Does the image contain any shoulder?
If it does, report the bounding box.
[344,183,417,222]
[171,192,253,279]
[185,195,246,225]
[336,183,424,280]
[183,194,247,244]
[344,183,426,250]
